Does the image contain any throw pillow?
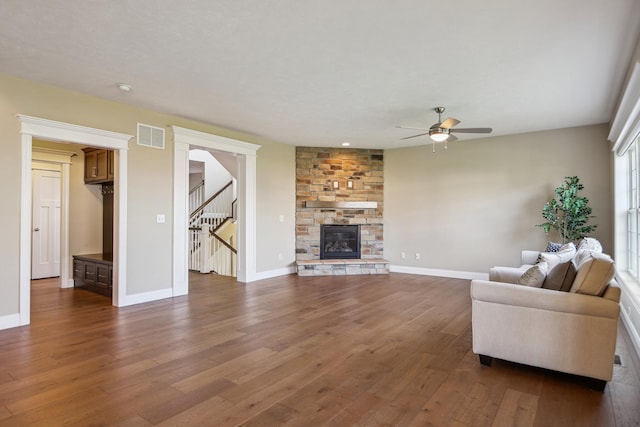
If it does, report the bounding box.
[577,237,603,253]
[538,244,577,271]
[558,242,577,253]
[542,260,577,292]
[545,242,562,253]
[574,248,598,267]
[517,262,549,287]
[570,252,615,296]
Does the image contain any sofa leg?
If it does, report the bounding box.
[587,378,607,392]
[479,354,493,367]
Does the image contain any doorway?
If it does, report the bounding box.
[18,115,132,327]
[172,126,260,295]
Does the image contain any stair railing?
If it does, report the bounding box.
[190,181,233,229]
[189,180,205,214]
[188,180,237,276]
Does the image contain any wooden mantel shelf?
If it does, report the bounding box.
[304,201,378,209]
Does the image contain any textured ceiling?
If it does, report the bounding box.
[1,0,639,149]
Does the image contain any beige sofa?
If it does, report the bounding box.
[471,243,620,390]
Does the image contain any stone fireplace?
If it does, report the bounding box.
[295,147,388,275]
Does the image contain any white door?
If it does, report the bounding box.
[32,169,61,279]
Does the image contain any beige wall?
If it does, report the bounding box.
[384,124,612,274]
[0,73,295,319]
[256,141,296,271]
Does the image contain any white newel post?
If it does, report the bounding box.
[199,226,211,273]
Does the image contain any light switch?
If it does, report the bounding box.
[157,214,165,224]
[279,215,285,222]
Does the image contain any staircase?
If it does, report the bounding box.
[189,181,237,277]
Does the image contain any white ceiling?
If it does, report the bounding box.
[1,0,639,149]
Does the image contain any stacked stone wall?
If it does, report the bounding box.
[295,147,384,261]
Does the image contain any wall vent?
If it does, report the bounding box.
[137,123,165,149]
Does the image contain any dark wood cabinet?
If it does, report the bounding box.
[78,148,115,298]
[82,148,113,184]
[107,150,114,181]
[73,254,113,297]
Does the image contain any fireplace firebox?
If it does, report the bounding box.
[320,224,360,259]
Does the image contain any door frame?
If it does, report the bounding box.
[172,126,260,293]
[18,115,132,326]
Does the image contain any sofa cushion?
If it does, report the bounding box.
[570,252,615,296]
[542,260,577,292]
[538,243,577,270]
[517,262,548,287]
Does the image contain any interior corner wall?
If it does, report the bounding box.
[384,124,612,274]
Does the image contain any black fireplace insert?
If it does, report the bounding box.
[320,224,360,259]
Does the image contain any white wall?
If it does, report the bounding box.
[385,124,612,276]
[189,172,203,191]
[189,149,232,199]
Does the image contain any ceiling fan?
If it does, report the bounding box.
[397,107,492,152]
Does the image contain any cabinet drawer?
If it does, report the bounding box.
[83,263,96,281]
[73,260,85,279]
[96,264,111,287]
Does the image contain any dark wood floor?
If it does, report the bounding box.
[0,273,638,426]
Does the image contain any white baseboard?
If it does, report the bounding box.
[390,265,489,281]
[254,266,296,281]
[621,304,640,362]
[118,288,174,307]
[0,313,22,331]
[61,278,74,288]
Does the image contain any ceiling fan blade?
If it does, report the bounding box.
[447,134,458,142]
[451,127,493,134]
[440,118,461,129]
[396,125,430,131]
[400,132,430,140]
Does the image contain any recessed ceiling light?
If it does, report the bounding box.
[117,83,132,92]
[341,142,351,147]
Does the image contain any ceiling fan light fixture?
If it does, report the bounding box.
[429,130,449,142]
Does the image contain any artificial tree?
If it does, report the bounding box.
[537,176,597,244]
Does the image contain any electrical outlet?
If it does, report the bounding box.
[415,252,421,260]
[401,252,406,259]
[156,214,165,224]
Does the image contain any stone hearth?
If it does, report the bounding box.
[295,147,388,275]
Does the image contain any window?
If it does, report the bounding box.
[627,135,640,280]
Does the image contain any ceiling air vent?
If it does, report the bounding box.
[137,123,165,149]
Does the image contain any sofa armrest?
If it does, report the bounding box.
[522,250,541,265]
[470,280,620,319]
[488,266,529,283]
